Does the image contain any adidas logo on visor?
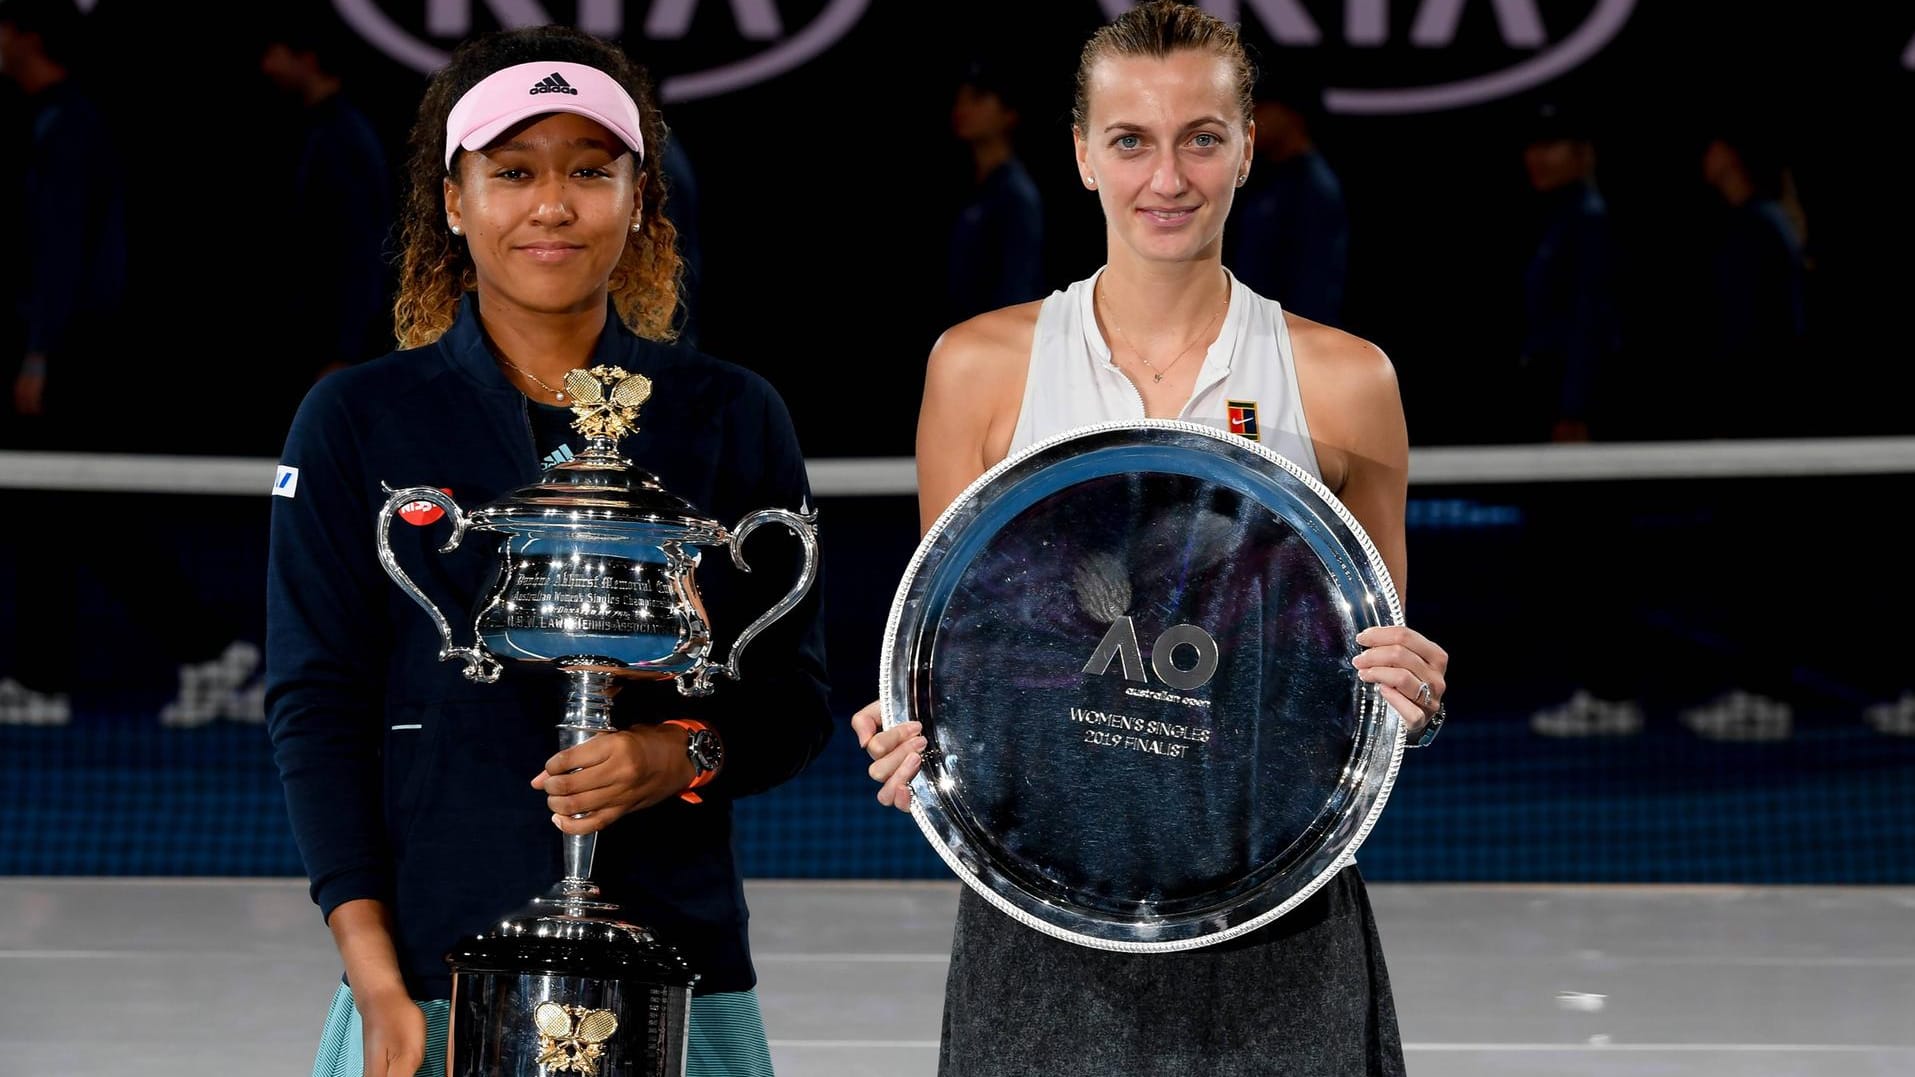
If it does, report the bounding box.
[529,72,578,95]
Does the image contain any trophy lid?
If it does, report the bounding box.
[466,365,726,536]
[468,454,724,533]
[449,903,699,987]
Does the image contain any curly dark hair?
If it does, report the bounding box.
[393,25,681,348]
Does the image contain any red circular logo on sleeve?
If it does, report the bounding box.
[399,488,454,526]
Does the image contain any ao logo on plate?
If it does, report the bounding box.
[1083,616,1220,692]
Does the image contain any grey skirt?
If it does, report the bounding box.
[939,865,1405,1077]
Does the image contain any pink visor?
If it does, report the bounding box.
[444,61,645,170]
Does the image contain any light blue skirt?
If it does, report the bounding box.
[311,982,774,1076]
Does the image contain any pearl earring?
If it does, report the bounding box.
[631,220,642,232]
[449,223,463,236]
[1085,176,1097,188]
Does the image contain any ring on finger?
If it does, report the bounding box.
[1416,681,1434,709]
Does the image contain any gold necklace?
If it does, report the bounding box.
[498,355,572,403]
[1097,281,1229,384]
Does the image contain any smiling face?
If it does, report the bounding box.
[1074,49,1253,267]
[443,111,641,317]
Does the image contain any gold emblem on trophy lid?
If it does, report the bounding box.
[565,365,653,442]
[533,1000,620,1076]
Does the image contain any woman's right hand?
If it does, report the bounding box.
[851,699,924,813]
[355,983,427,1077]
[327,899,424,1077]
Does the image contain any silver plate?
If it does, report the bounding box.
[880,420,1406,951]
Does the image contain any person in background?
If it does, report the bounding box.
[1225,70,1348,326]
[1694,124,1808,438]
[0,0,260,729]
[0,0,124,435]
[1659,122,1815,745]
[658,130,705,347]
[1514,100,1620,444]
[258,6,395,396]
[946,56,1045,325]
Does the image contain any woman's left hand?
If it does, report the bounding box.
[1352,625,1449,737]
[533,727,696,834]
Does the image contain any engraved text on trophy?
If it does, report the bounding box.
[502,557,679,634]
[1069,706,1213,759]
[1075,616,1220,761]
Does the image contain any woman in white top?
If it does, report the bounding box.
[853,4,1447,1072]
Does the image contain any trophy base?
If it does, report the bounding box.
[447,893,697,1077]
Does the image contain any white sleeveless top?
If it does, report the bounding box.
[1007,267,1321,482]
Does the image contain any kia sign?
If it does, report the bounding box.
[331,0,870,102]
[1096,0,1637,115]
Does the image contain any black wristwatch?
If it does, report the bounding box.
[1410,702,1446,748]
[665,719,724,782]
[686,726,724,775]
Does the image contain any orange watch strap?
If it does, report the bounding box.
[663,719,716,803]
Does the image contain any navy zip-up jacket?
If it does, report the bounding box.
[265,294,831,999]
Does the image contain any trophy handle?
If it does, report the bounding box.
[376,484,503,684]
[678,506,819,696]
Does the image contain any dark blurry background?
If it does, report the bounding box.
[3,0,1910,458]
[3,1,1912,887]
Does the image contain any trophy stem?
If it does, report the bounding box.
[548,667,622,911]
[577,434,627,465]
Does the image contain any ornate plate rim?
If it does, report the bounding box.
[879,418,1407,951]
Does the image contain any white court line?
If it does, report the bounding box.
[21,950,1909,969]
[1406,1044,1915,1053]
[0,950,255,959]
[0,876,309,887]
[772,1040,939,1049]
[0,951,917,961]
[759,951,1915,968]
[1570,955,1915,968]
[767,1041,1915,1053]
[755,953,949,963]
[6,438,1915,496]
[1404,437,1915,484]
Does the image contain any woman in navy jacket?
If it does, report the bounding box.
[265,25,829,1077]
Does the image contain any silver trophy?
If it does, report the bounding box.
[376,365,818,1076]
